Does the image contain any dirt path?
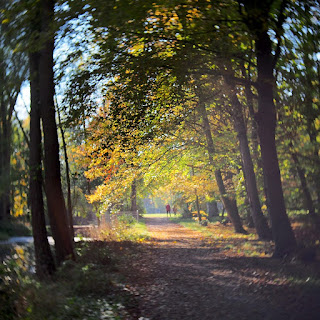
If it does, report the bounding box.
[123,217,320,320]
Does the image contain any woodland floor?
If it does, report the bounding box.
[119,217,320,320]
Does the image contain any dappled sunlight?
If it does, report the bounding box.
[119,217,320,320]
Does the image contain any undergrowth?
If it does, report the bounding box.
[91,215,151,243]
[0,220,31,240]
[0,215,151,320]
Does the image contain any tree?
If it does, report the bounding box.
[63,0,319,255]
[223,72,272,239]
[0,1,28,221]
[29,47,56,277]
[38,0,74,264]
[239,0,297,257]
[277,2,320,222]
[198,100,247,233]
[57,102,74,238]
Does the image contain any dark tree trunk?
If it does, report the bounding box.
[230,93,272,240]
[198,101,246,233]
[0,70,11,221]
[1,128,11,220]
[307,129,320,208]
[195,193,201,223]
[191,166,202,223]
[29,50,56,278]
[244,81,271,220]
[0,142,11,220]
[131,179,138,214]
[303,51,320,209]
[255,30,296,257]
[57,106,74,239]
[39,0,74,264]
[207,200,219,221]
[0,67,5,221]
[244,196,255,228]
[290,144,320,228]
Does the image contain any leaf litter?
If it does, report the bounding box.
[118,217,320,320]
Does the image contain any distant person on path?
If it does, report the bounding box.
[172,206,177,215]
[166,204,171,217]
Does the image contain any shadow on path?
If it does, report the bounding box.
[123,217,320,320]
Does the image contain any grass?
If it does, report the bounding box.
[141,213,274,257]
[143,213,173,218]
[171,216,274,258]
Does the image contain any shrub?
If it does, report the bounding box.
[0,220,31,238]
[0,245,34,319]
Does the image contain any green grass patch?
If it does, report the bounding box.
[173,217,274,258]
[143,213,170,218]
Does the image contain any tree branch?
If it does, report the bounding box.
[272,0,289,69]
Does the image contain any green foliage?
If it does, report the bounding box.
[0,241,134,320]
[117,214,136,227]
[0,220,31,240]
[0,231,9,241]
[0,245,34,320]
[98,216,150,243]
[25,294,127,320]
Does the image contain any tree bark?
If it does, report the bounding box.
[29,50,56,278]
[131,179,138,214]
[244,81,271,221]
[255,29,296,257]
[57,105,74,239]
[207,200,219,221]
[39,0,74,264]
[290,143,320,228]
[302,47,320,209]
[0,70,11,221]
[229,92,272,240]
[198,101,246,233]
[191,166,202,223]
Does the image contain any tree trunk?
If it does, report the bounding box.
[131,179,138,214]
[29,50,56,278]
[306,128,320,208]
[0,70,11,221]
[303,50,320,209]
[57,105,74,239]
[198,101,246,233]
[244,196,255,228]
[1,125,11,220]
[39,0,74,264]
[195,193,201,223]
[290,143,320,228]
[191,166,202,223]
[244,80,271,221]
[230,93,272,240]
[207,200,219,221]
[255,30,296,257]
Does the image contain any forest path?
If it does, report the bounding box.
[122,217,320,320]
